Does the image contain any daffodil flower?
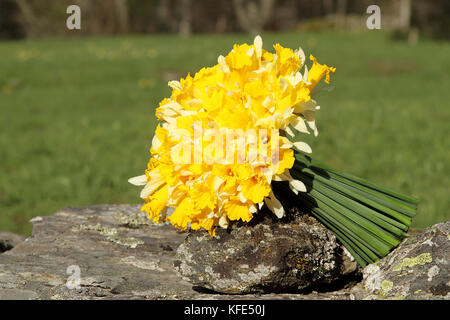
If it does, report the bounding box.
[129,36,335,236]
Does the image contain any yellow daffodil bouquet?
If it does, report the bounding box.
[129,36,418,267]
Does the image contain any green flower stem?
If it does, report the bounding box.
[294,152,419,207]
[274,150,419,267]
[291,171,397,252]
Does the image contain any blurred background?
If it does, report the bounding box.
[0,0,449,236]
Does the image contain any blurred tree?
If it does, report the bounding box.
[13,0,38,37]
[178,0,192,36]
[156,0,174,32]
[323,0,334,13]
[0,0,26,39]
[232,0,275,34]
[398,0,411,31]
[412,0,450,40]
[114,0,130,33]
[156,0,192,35]
[335,0,347,29]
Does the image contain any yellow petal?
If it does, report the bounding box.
[307,55,336,91]
[241,179,271,204]
[141,184,168,223]
[225,201,253,222]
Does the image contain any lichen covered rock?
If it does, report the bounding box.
[0,205,355,300]
[0,204,447,300]
[175,211,359,294]
[353,221,449,300]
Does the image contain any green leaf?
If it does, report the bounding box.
[272,150,419,267]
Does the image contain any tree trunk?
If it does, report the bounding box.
[323,0,334,16]
[114,0,129,33]
[178,0,192,36]
[13,0,37,36]
[157,0,176,32]
[336,0,347,29]
[398,0,411,31]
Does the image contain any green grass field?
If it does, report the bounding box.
[1,31,449,236]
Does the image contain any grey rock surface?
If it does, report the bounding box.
[0,205,354,300]
[0,204,447,300]
[0,232,25,253]
[351,221,449,300]
[175,212,360,294]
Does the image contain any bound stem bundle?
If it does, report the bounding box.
[277,151,419,267]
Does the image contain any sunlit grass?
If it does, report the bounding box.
[0,31,449,235]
